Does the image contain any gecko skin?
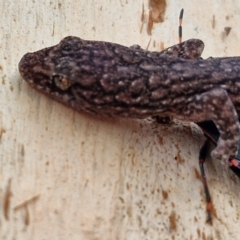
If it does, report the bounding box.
[19,36,240,164]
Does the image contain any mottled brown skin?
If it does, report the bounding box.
[18,36,240,163]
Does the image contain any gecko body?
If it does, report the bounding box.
[18,36,240,163]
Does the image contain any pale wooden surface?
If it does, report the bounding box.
[1,0,240,239]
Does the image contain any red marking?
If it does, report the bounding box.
[230,159,240,168]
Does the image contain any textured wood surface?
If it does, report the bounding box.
[1,1,240,239]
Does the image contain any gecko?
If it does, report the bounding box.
[18,36,240,166]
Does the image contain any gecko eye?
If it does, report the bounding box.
[52,75,72,90]
[61,40,80,53]
[61,42,73,52]
[60,37,84,54]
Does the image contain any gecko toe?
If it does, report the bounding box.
[211,139,238,165]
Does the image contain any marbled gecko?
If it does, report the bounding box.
[18,36,240,165]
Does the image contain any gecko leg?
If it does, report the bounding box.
[199,139,213,223]
[182,88,240,164]
[160,39,204,60]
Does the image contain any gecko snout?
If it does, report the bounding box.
[19,46,54,85]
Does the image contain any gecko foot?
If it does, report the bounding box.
[211,138,239,165]
[177,88,240,164]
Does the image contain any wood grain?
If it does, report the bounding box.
[1,0,240,239]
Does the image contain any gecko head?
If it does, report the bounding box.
[18,36,103,112]
[18,37,85,95]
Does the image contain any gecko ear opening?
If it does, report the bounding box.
[52,74,72,90]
